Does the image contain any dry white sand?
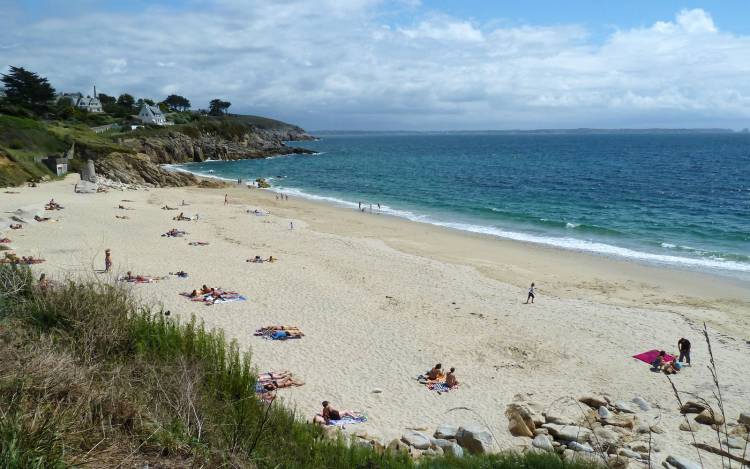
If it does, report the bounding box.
[2,175,748,467]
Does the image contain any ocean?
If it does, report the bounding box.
[170,132,750,278]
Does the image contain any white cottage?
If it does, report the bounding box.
[77,96,103,113]
[138,104,167,125]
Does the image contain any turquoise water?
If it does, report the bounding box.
[171,132,750,277]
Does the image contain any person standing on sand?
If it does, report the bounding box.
[358,201,361,210]
[525,282,535,304]
[104,249,112,272]
[224,194,228,206]
[290,221,294,230]
[678,337,691,366]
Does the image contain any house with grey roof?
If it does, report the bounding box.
[77,96,103,113]
[138,104,167,125]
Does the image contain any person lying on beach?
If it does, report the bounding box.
[115,215,129,220]
[173,212,191,221]
[96,187,108,193]
[162,205,178,210]
[162,229,187,237]
[34,215,51,222]
[445,367,459,387]
[188,241,208,246]
[257,372,304,391]
[247,255,264,263]
[10,224,22,230]
[3,254,46,265]
[313,401,360,425]
[170,270,189,278]
[117,204,132,210]
[119,271,160,283]
[0,238,11,243]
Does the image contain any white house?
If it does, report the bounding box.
[138,104,167,125]
[76,96,103,113]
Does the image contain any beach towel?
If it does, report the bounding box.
[633,349,675,365]
[119,275,161,284]
[427,382,457,393]
[254,326,304,339]
[327,415,367,427]
[181,291,246,305]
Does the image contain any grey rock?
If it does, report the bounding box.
[443,442,464,458]
[423,446,443,457]
[739,413,750,426]
[594,427,620,446]
[615,401,637,414]
[629,442,649,453]
[598,406,611,419]
[650,425,665,434]
[665,455,702,469]
[532,434,554,452]
[543,413,575,425]
[456,424,494,454]
[679,422,695,432]
[680,401,707,414]
[636,422,651,434]
[505,403,536,437]
[568,441,594,452]
[695,408,724,425]
[542,423,593,443]
[401,431,431,450]
[562,449,575,460]
[387,438,409,454]
[75,180,99,193]
[725,437,746,449]
[618,448,641,459]
[430,438,454,449]
[434,423,459,440]
[632,396,651,411]
[533,428,549,436]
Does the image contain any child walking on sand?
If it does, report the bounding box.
[525,282,535,304]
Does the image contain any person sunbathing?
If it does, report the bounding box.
[427,363,444,381]
[0,238,11,243]
[10,224,22,230]
[162,205,177,210]
[258,375,304,391]
[313,401,360,425]
[34,215,51,222]
[162,229,186,237]
[20,256,45,265]
[173,212,191,221]
[188,241,208,246]
[268,255,276,262]
[247,255,264,263]
[115,215,129,220]
[189,289,199,298]
[445,367,459,387]
[170,270,188,278]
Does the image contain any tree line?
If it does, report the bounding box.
[1,65,233,118]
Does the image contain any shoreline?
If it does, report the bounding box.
[4,175,749,467]
[166,162,750,282]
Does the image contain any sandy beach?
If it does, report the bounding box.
[2,175,748,467]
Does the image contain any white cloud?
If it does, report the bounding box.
[1,4,748,129]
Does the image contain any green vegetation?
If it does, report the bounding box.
[0,264,600,468]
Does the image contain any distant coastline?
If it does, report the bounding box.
[311,128,741,135]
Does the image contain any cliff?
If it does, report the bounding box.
[95,118,314,186]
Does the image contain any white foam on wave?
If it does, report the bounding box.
[271,186,750,274]
[162,164,238,183]
[565,222,579,229]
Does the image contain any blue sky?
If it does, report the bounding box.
[2,1,750,130]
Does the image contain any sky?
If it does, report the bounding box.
[2,0,750,130]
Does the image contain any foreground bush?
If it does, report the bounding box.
[0,264,599,468]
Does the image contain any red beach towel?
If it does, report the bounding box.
[633,349,675,364]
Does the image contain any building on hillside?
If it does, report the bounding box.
[77,96,103,113]
[55,92,83,104]
[138,104,167,125]
[40,157,69,176]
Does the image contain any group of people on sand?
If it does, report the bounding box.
[1,252,45,265]
[420,363,460,388]
[650,338,691,375]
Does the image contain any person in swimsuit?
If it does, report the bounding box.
[678,337,691,365]
[427,363,443,381]
[314,401,358,425]
[445,367,459,387]
[651,350,667,370]
[525,282,535,304]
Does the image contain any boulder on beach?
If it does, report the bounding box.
[695,408,724,425]
[434,423,459,440]
[532,434,554,452]
[401,430,431,450]
[542,423,593,443]
[665,455,702,469]
[455,424,493,454]
[739,412,750,426]
[505,403,536,437]
[680,401,707,414]
[579,395,608,408]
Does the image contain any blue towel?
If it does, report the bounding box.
[327,415,367,427]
